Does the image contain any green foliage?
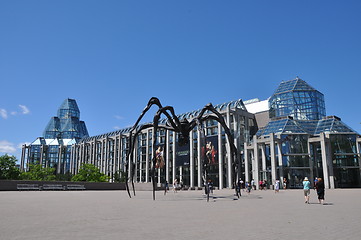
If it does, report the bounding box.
[71,164,109,182]
[55,172,73,181]
[20,164,56,181]
[0,154,20,180]
[113,170,126,183]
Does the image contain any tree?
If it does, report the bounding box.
[0,154,20,180]
[20,164,56,181]
[113,170,126,183]
[71,164,109,182]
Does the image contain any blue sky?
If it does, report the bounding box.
[1,0,361,161]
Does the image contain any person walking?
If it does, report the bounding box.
[314,177,318,189]
[164,181,169,195]
[274,180,280,193]
[173,178,178,193]
[302,177,311,204]
[251,179,255,190]
[315,178,325,204]
[283,178,288,189]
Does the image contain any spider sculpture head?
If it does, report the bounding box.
[177,118,190,146]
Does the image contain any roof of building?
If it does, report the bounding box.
[31,137,78,146]
[79,98,248,142]
[257,116,357,136]
[244,98,269,114]
[273,77,319,95]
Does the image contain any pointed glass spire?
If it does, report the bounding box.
[43,99,89,139]
[269,77,326,120]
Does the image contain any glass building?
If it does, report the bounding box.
[21,99,89,174]
[245,77,361,189]
[20,78,361,189]
[269,77,326,120]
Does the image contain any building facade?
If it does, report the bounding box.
[245,78,361,189]
[21,78,361,189]
[21,99,89,174]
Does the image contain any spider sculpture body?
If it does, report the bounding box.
[125,97,239,200]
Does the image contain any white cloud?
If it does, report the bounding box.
[0,109,8,119]
[0,140,16,153]
[18,142,31,149]
[19,105,30,114]
[115,115,124,120]
[113,126,121,130]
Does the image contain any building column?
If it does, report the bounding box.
[253,135,259,189]
[226,106,232,188]
[233,114,241,179]
[110,137,117,182]
[117,136,122,172]
[218,123,224,189]
[165,130,170,185]
[77,144,82,173]
[134,136,139,182]
[172,134,176,184]
[40,145,44,167]
[20,145,26,171]
[69,145,74,174]
[357,138,361,185]
[270,133,277,186]
[261,143,266,182]
[307,140,314,186]
[320,132,333,189]
[197,128,202,188]
[145,130,149,182]
[276,141,284,187]
[244,143,250,182]
[100,140,104,172]
[57,145,62,174]
[190,129,194,188]
[92,139,96,165]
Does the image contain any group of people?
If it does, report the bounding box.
[302,177,325,204]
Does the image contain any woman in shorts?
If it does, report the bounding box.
[302,177,311,204]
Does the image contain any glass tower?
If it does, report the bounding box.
[269,77,326,120]
[43,98,89,139]
[24,98,89,174]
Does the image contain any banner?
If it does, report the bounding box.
[175,142,190,167]
[202,135,218,165]
[155,145,165,168]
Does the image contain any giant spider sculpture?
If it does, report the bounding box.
[125,97,239,200]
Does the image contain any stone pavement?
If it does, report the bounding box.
[1,188,360,240]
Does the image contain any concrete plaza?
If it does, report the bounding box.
[1,188,360,240]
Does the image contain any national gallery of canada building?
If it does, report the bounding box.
[21,78,361,189]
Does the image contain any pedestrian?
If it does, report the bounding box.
[315,178,325,204]
[251,179,255,190]
[314,177,318,189]
[263,180,267,190]
[245,182,251,194]
[302,177,311,204]
[236,178,242,197]
[173,178,178,193]
[164,181,169,195]
[283,178,288,189]
[208,179,213,194]
[274,180,280,193]
[259,180,263,190]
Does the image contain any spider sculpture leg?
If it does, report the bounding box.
[124,98,165,198]
[189,104,239,196]
[125,124,152,198]
[125,97,182,199]
[150,106,184,200]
